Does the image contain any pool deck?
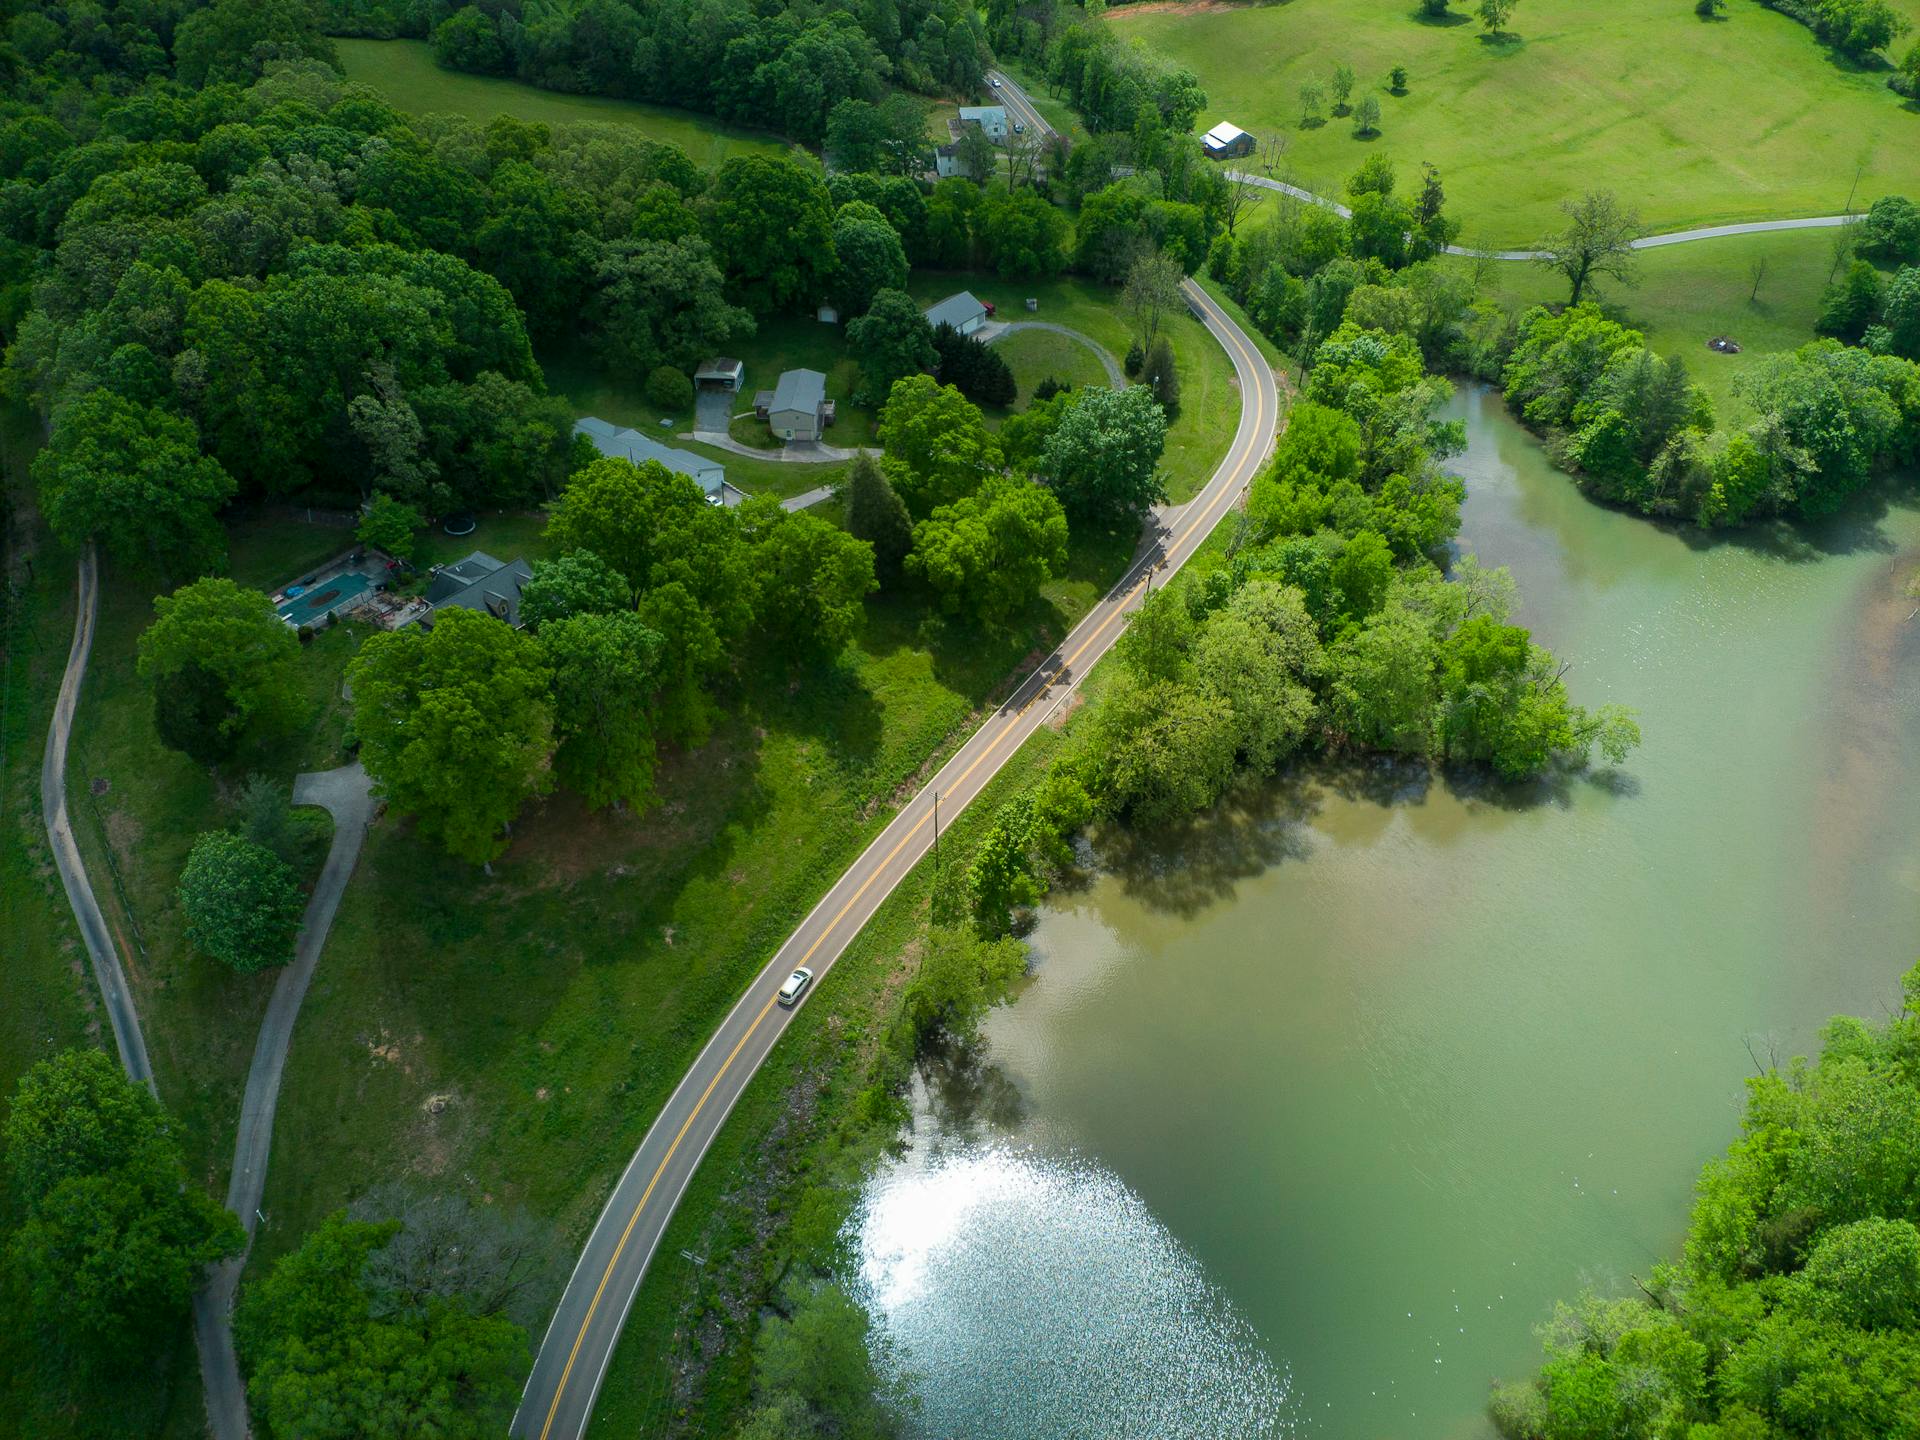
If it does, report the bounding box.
[272,551,398,627]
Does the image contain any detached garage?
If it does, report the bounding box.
[924,291,990,336]
[1202,122,1254,160]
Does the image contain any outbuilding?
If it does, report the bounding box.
[1202,121,1255,160]
[924,290,990,336]
[694,357,745,392]
[767,369,829,442]
[572,416,744,505]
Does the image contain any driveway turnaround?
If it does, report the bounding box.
[983,320,1125,387]
[191,762,377,1440]
[511,278,1281,1440]
[41,542,153,1090]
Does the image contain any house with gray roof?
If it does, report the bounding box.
[958,105,1009,143]
[425,551,533,628]
[572,417,743,505]
[924,291,990,336]
[768,369,829,442]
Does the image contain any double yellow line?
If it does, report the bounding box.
[533,291,1274,1440]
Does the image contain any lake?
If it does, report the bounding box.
[851,387,1920,1439]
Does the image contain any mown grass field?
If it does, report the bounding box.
[1453,226,1838,416]
[335,39,802,169]
[1109,0,1920,244]
[994,325,1113,403]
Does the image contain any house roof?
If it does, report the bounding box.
[924,291,987,329]
[426,551,532,627]
[694,357,744,382]
[572,417,725,494]
[770,369,826,415]
[1203,121,1249,147]
[958,105,1007,126]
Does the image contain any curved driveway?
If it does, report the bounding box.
[41,542,154,1091]
[986,320,1125,386]
[1227,171,1858,259]
[192,762,376,1440]
[511,278,1281,1440]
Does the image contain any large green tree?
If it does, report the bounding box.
[906,474,1067,630]
[178,830,306,973]
[541,610,665,812]
[518,549,634,629]
[137,577,302,762]
[3,1050,242,1356]
[1039,383,1168,530]
[347,608,554,863]
[830,201,909,315]
[844,452,914,585]
[237,1212,526,1440]
[740,499,878,664]
[35,389,235,573]
[846,288,936,401]
[876,374,1003,516]
[704,154,837,315]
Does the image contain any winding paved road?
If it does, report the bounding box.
[511,277,1281,1440]
[40,542,153,1091]
[192,762,376,1440]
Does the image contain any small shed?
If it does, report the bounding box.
[1202,121,1254,160]
[694,358,745,393]
[768,369,828,442]
[925,291,989,336]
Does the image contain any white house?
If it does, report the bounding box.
[924,291,990,336]
[957,105,1009,143]
[572,417,743,505]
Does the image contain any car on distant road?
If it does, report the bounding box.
[990,76,1001,87]
[1013,120,1025,133]
[777,967,814,1006]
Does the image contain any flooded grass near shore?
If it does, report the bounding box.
[852,388,1920,1439]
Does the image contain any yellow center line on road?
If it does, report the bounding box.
[535,293,1273,1440]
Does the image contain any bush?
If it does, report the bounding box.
[1858,195,1920,266]
[1143,334,1181,420]
[646,366,694,413]
[1124,337,1145,378]
[1389,64,1409,93]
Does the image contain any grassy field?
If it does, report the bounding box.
[1452,226,1838,416]
[909,274,1242,503]
[993,325,1114,403]
[336,40,800,169]
[1109,0,1920,244]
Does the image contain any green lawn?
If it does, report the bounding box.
[1109,0,1920,245]
[992,325,1113,404]
[910,274,1242,502]
[335,39,801,169]
[1450,226,1838,417]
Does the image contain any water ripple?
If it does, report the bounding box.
[852,1144,1297,1440]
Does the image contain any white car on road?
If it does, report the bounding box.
[777,967,814,1007]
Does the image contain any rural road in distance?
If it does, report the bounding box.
[511,283,1282,1440]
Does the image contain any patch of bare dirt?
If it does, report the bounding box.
[1106,0,1248,18]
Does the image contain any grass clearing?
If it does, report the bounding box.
[1109,0,1920,244]
[993,325,1113,404]
[1450,227,1837,417]
[335,39,800,169]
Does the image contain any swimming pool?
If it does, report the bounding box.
[276,570,374,626]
